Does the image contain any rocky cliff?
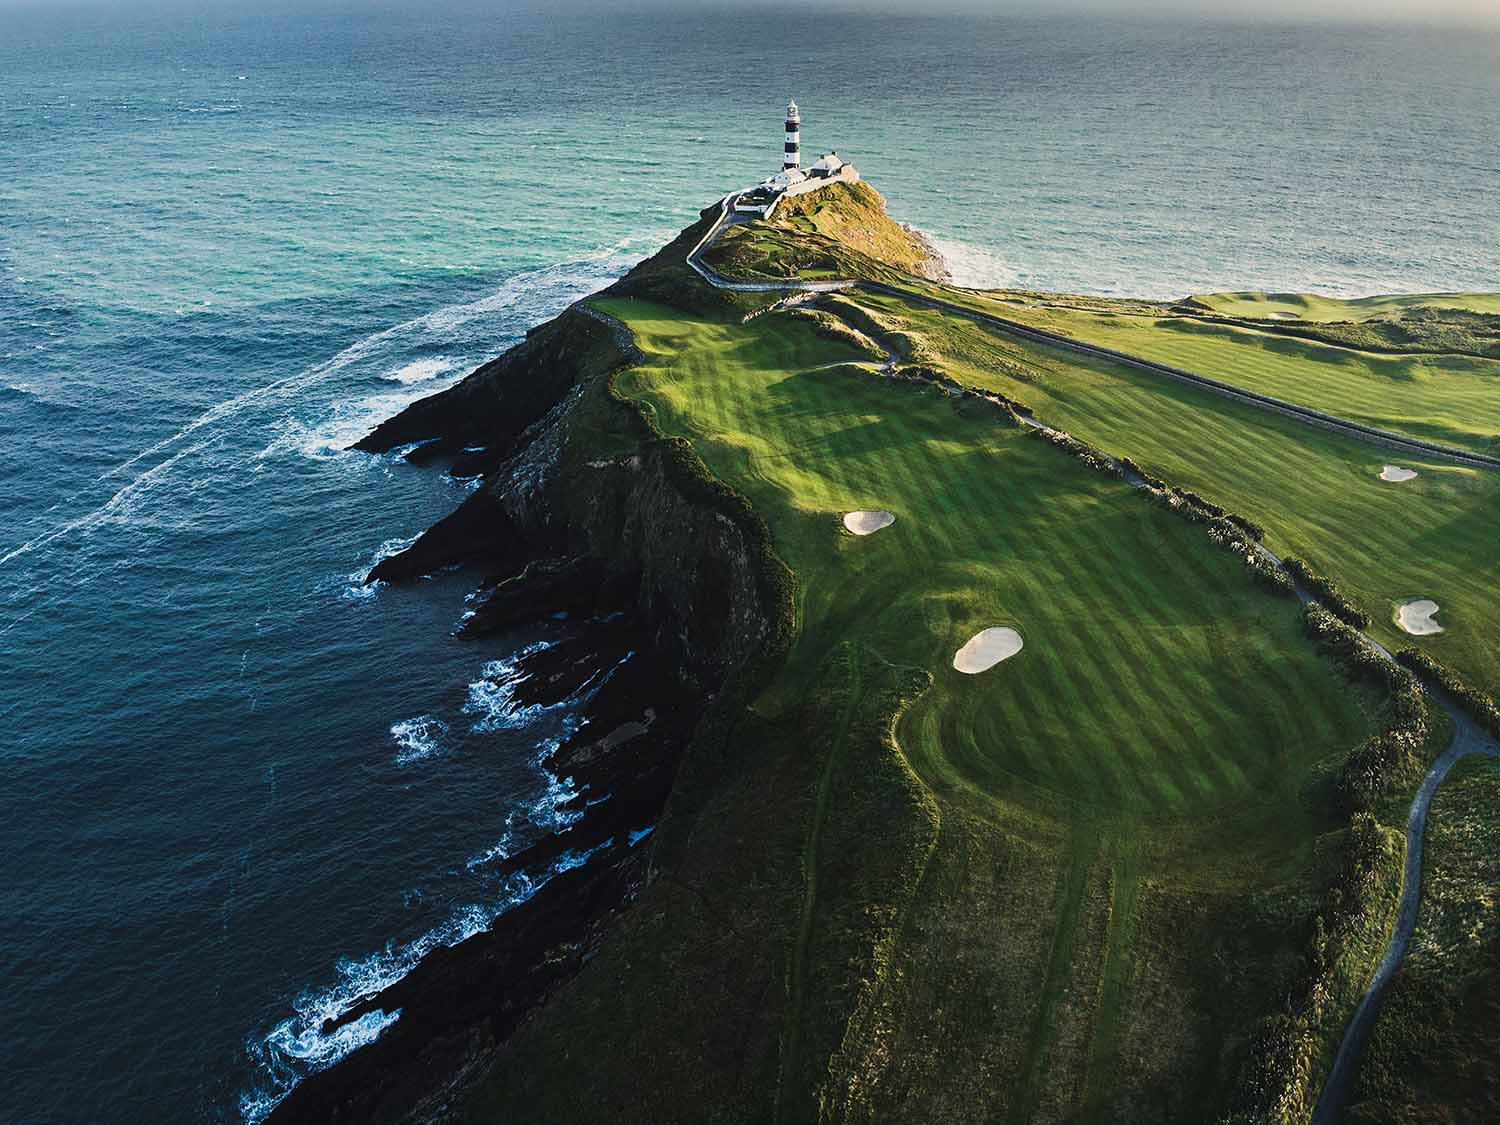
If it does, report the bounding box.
[268,235,791,1123]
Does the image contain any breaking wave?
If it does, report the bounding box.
[390,714,449,765]
[928,235,1022,291]
[239,838,615,1124]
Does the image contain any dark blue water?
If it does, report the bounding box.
[2,5,1497,1123]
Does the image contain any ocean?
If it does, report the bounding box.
[1,4,1496,1122]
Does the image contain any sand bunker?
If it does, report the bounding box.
[1266,311,1299,320]
[953,627,1024,674]
[843,510,895,535]
[1379,465,1418,483]
[1396,599,1444,636]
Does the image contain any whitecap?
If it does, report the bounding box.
[381,357,454,385]
[390,715,449,765]
[461,642,630,733]
[337,534,418,602]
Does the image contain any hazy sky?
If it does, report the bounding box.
[1,0,1497,24]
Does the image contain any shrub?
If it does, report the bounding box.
[1395,648,1500,738]
[1301,605,1430,812]
[1284,557,1371,629]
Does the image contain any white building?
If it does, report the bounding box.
[734,100,859,215]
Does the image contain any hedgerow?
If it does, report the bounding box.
[1222,813,1398,1125]
[1284,557,1371,629]
[1300,604,1429,813]
[1395,648,1500,738]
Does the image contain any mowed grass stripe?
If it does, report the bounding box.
[964,298,1500,455]
[880,297,1500,698]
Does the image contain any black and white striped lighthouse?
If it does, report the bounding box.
[783,99,801,171]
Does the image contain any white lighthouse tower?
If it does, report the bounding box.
[783,99,801,172]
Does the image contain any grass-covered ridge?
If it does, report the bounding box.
[703,180,942,283]
[517,288,1407,1119]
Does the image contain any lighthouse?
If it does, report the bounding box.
[784,99,801,171]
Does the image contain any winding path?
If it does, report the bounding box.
[677,208,1500,1116]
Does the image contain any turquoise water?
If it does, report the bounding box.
[2,5,1497,1122]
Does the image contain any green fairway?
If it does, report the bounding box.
[838,289,1500,700]
[955,295,1500,456]
[594,294,1371,823]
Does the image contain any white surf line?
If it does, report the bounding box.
[4,251,652,573]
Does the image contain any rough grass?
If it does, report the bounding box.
[840,289,1500,701]
[771,180,941,278]
[1346,756,1500,1123]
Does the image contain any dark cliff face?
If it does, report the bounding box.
[269,277,784,1123]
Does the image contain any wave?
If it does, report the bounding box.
[461,641,556,732]
[0,437,218,573]
[381,357,455,385]
[927,235,1022,291]
[464,732,585,871]
[239,837,615,1124]
[389,714,449,765]
[336,534,419,602]
[256,370,468,463]
[52,240,653,505]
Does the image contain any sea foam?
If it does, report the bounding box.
[240,838,614,1123]
[390,714,449,765]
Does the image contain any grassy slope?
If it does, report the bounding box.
[951,295,1500,456]
[704,182,937,284]
[1347,756,1500,1122]
[842,289,1500,700]
[585,293,1380,1119]
[772,181,939,277]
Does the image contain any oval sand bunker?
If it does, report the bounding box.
[844,510,895,536]
[953,627,1024,674]
[1396,599,1444,636]
[1379,465,1418,483]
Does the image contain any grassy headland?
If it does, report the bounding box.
[448,184,1493,1123]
